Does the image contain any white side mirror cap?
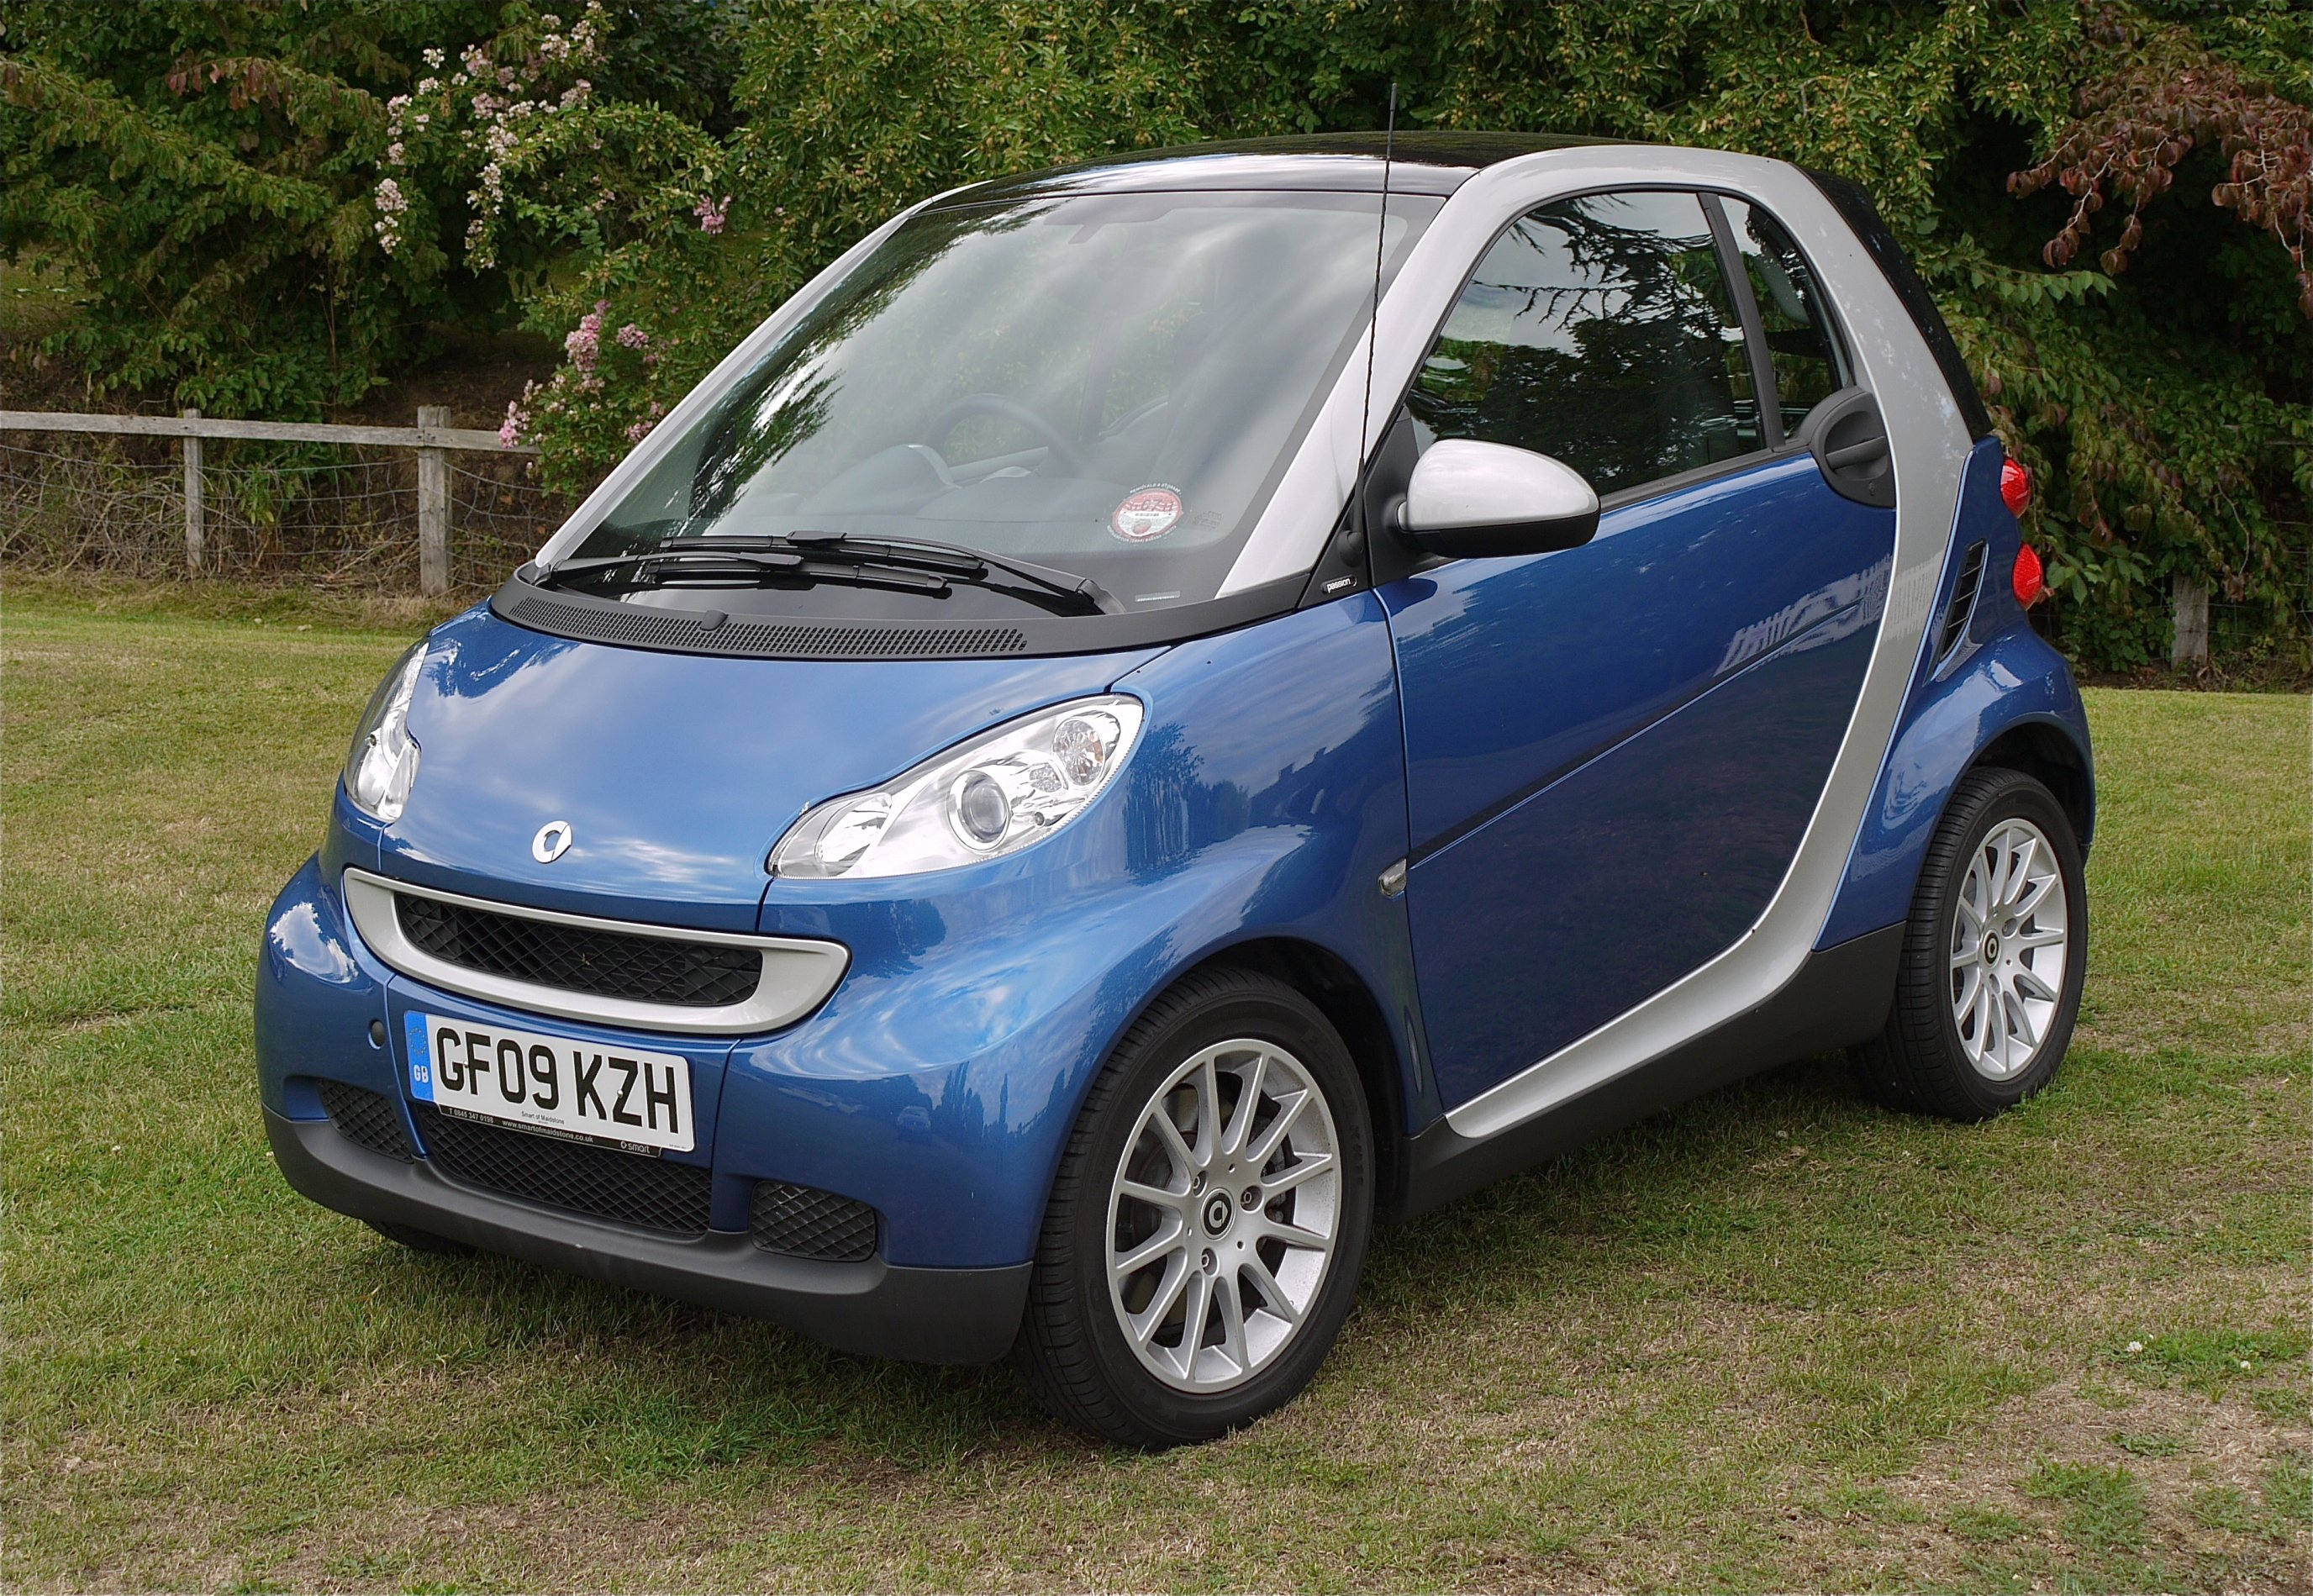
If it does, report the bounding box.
[1401,439,1600,558]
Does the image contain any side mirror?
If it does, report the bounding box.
[1398,439,1600,559]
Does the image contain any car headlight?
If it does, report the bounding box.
[343,643,426,823]
[771,694,1145,879]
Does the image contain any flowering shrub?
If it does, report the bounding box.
[5,0,2305,665]
[371,9,606,273]
[0,0,737,418]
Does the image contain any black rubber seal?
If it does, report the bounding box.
[491,567,1306,662]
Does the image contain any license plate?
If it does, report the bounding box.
[405,1014,695,1155]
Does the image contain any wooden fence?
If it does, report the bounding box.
[0,407,539,595]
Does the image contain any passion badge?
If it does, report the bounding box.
[1111,483,1184,544]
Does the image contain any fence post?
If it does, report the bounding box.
[181,408,204,572]
[416,404,450,595]
[2171,575,2210,668]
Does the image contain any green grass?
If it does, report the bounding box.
[5,588,2308,1592]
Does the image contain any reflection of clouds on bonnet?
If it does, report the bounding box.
[578,835,758,891]
[1715,554,1890,676]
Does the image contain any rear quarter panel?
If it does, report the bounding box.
[1817,439,2094,951]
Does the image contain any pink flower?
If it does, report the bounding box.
[694,195,730,236]
[565,314,599,371]
[498,400,526,449]
[624,418,656,442]
[615,323,649,350]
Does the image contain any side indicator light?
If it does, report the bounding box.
[2000,457,2032,516]
[2014,543,2045,607]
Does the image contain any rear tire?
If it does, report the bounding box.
[1853,766,2086,1120]
[1013,968,1373,1447]
[365,1219,475,1256]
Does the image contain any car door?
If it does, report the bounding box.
[1383,187,1898,1112]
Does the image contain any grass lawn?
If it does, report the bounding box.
[5,587,2307,1593]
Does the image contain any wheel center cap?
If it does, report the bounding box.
[1202,1193,1235,1235]
[1982,932,2000,963]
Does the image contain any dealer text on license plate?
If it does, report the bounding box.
[405,1014,694,1154]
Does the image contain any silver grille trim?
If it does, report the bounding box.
[341,868,848,1035]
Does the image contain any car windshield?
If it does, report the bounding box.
[564,188,1439,616]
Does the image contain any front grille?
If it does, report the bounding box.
[396,892,760,1008]
[319,1080,414,1161]
[412,1104,713,1234]
[751,1181,878,1262]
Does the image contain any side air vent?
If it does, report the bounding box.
[750,1181,879,1262]
[1936,540,1988,663]
[505,592,1029,661]
[318,1079,415,1161]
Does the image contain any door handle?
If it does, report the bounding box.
[1800,387,1895,509]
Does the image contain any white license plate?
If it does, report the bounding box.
[405,1014,695,1154]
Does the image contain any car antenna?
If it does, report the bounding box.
[1352,82,1398,560]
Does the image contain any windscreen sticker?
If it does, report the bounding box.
[1111,484,1184,544]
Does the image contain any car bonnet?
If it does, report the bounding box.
[371,604,1161,931]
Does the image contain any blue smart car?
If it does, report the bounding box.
[259,134,2092,1446]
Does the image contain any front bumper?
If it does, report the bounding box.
[266,1106,1029,1362]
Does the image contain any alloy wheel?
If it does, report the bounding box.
[1104,1039,1341,1393]
[1948,815,2070,1081]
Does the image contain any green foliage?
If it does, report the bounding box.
[0,0,735,418]
[7,1,2308,666]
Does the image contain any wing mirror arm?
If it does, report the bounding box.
[1395,440,1601,560]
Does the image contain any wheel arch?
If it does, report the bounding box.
[1815,622,2093,953]
[1167,937,1414,1219]
[1972,718,2094,855]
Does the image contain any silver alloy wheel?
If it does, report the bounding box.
[1949,815,2070,1081]
[1104,1038,1341,1393]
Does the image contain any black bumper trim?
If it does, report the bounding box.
[266,1109,1029,1364]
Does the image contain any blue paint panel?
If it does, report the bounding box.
[266,598,1421,1267]
[1409,613,1878,1105]
[254,856,394,1119]
[360,603,1158,932]
[1383,453,1891,851]
[1818,440,2094,949]
[721,595,1421,1267]
[1386,452,1894,1110]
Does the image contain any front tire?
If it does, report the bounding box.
[1014,968,1373,1447]
[1854,766,2087,1120]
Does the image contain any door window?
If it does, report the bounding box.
[1405,190,1763,494]
[1720,197,1848,435]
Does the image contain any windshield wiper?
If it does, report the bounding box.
[780,529,1123,616]
[544,533,1120,617]
[542,545,951,598]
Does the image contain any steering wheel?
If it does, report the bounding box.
[921,392,1089,478]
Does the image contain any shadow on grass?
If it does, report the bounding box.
[335,1050,1886,1467]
